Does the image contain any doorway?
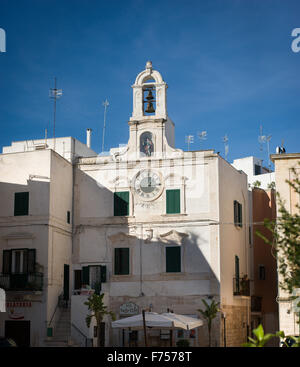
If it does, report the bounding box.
[5,320,30,347]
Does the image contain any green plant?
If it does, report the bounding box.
[252,180,261,188]
[243,324,300,347]
[84,293,115,347]
[242,324,276,347]
[176,339,190,347]
[198,298,220,347]
[267,181,276,190]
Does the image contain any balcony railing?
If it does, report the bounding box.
[251,296,262,312]
[0,273,43,291]
[233,277,250,296]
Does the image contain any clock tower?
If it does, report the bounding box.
[125,61,177,160]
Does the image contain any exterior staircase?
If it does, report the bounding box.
[45,305,79,347]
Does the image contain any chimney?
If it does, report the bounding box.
[86,128,92,148]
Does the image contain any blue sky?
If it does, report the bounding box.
[0,0,299,168]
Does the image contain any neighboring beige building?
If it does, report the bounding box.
[232,156,279,344]
[71,62,251,347]
[271,153,300,337]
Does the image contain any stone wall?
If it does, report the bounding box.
[221,304,249,347]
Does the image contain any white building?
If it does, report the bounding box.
[0,62,252,347]
[0,138,96,346]
[232,156,275,190]
[71,62,251,347]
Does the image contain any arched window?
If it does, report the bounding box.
[140,132,154,157]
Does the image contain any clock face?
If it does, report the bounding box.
[134,170,163,201]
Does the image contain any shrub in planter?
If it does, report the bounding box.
[176,339,190,347]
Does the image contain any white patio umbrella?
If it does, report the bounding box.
[161,312,203,330]
[112,311,203,330]
[0,288,5,312]
[111,312,179,329]
[111,311,203,346]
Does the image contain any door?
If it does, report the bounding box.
[5,320,30,347]
[63,264,70,301]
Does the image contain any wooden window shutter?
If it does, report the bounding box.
[82,266,90,285]
[166,189,180,214]
[27,249,36,273]
[100,265,107,283]
[114,248,129,275]
[2,250,12,274]
[114,192,129,216]
[235,255,240,292]
[234,200,238,225]
[235,255,240,279]
[166,247,181,272]
[14,192,29,216]
[238,202,243,227]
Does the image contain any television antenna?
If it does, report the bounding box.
[222,134,229,161]
[185,135,194,151]
[197,131,207,148]
[102,99,109,153]
[258,125,272,170]
[49,77,63,152]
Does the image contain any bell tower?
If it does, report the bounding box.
[127,61,175,158]
[130,61,167,120]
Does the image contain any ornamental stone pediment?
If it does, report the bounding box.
[108,231,137,244]
[159,230,188,245]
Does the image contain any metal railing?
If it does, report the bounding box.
[0,272,43,291]
[71,323,93,347]
[233,277,250,296]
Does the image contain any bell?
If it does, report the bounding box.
[145,102,155,113]
[146,89,154,100]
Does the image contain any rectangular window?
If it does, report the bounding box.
[67,211,71,224]
[2,249,35,274]
[259,265,266,280]
[166,246,181,273]
[234,200,243,227]
[114,191,129,216]
[14,192,29,216]
[254,164,262,175]
[166,189,180,214]
[114,248,129,275]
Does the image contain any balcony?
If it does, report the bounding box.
[251,296,262,313]
[233,277,250,296]
[0,273,43,291]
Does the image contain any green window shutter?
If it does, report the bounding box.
[82,266,90,285]
[14,192,29,216]
[234,200,238,225]
[235,255,240,292]
[166,247,181,273]
[166,189,180,214]
[27,249,36,273]
[238,203,243,227]
[3,250,12,274]
[114,248,129,275]
[114,191,129,216]
[100,265,107,283]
